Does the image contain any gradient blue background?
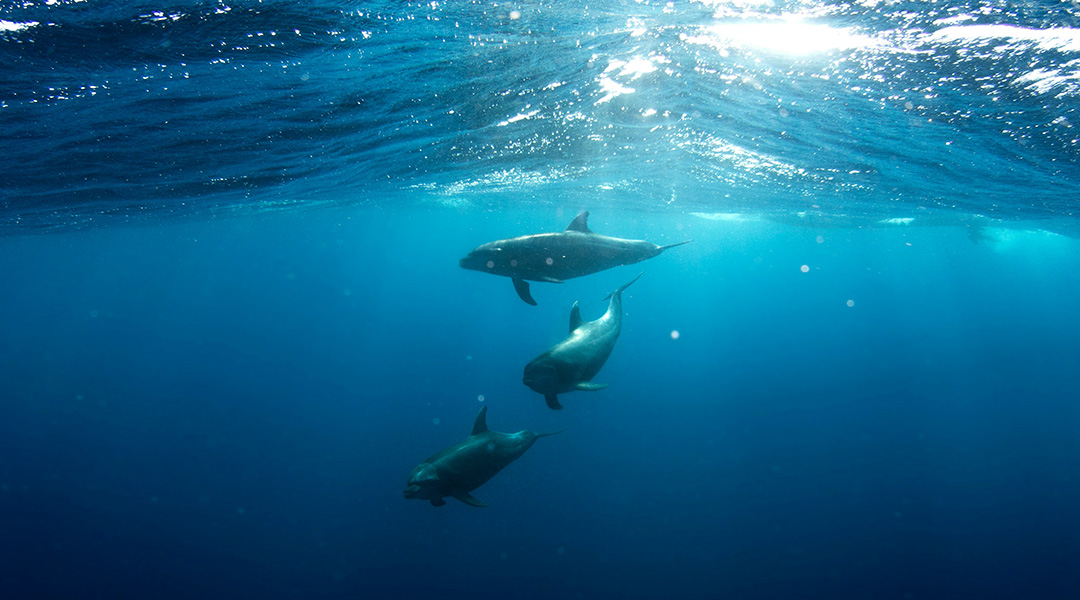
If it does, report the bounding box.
[3,0,1080,598]
[2,209,1079,599]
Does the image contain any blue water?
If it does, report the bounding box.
[3,1,1080,599]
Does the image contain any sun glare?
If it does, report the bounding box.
[686,17,880,56]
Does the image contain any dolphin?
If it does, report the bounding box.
[523,273,641,410]
[404,406,556,507]
[459,211,689,305]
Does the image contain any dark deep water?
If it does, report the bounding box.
[3,1,1080,599]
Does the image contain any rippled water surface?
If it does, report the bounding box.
[2,0,1079,228]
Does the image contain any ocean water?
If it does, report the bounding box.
[2,1,1080,599]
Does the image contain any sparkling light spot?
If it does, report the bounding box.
[800,264,810,273]
[816,235,824,244]
[478,395,485,402]
[670,330,680,340]
[486,260,495,268]
[689,19,881,56]
[846,299,855,307]
[545,257,554,265]
[509,10,521,20]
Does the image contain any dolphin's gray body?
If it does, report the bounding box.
[459,211,688,305]
[404,406,554,507]
[523,274,640,410]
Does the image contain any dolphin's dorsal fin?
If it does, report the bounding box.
[471,406,489,436]
[565,211,592,233]
[568,301,583,333]
[453,490,488,507]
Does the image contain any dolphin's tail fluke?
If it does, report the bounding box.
[602,272,642,301]
[659,239,693,251]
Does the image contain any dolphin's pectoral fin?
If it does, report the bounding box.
[545,394,563,410]
[453,490,488,507]
[430,498,447,507]
[512,278,537,305]
[575,382,608,392]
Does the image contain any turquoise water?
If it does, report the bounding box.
[2,2,1079,599]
